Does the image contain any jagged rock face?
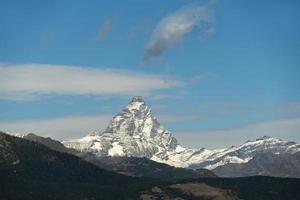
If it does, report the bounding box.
[63,97,300,175]
[63,96,178,159]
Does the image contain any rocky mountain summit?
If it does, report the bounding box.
[63,96,300,177]
[63,96,179,159]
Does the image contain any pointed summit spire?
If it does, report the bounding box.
[130,96,145,103]
[127,96,146,110]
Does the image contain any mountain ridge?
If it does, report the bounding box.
[63,96,300,177]
[21,132,216,181]
[2,131,300,200]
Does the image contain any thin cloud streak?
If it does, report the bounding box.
[2,115,299,149]
[175,117,300,149]
[0,63,182,101]
[143,0,216,61]
[0,115,113,140]
[0,114,204,141]
[96,19,112,41]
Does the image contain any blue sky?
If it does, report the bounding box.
[0,0,300,148]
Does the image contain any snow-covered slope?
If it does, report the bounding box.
[63,96,178,158]
[187,136,300,170]
[63,96,300,170]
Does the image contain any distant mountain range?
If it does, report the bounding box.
[23,132,216,181]
[2,96,300,199]
[62,96,300,178]
[1,132,300,200]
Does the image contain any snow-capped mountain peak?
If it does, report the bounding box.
[63,96,300,171]
[63,96,178,158]
[125,96,146,112]
[129,95,145,104]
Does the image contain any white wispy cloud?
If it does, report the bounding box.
[0,63,182,100]
[0,114,203,141]
[143,0,216,61]
[175,117,300,149]
[159,114,204,123]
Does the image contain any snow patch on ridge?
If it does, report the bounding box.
[108,142,125,156]
[205,156,252,170]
